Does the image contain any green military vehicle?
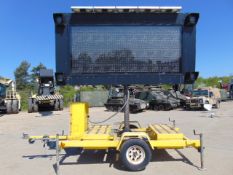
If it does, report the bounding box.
[105,87,147,113]
[135,89,180,111]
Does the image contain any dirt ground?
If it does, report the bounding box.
[1,101,233,175]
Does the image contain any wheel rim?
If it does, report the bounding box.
[126,145,145,165]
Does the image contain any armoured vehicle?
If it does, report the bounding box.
[28,69,63,113]
[105,87,147,113]
[169,89,189,107]
[0,77,21,114]
[135,89,180,111]
[186,87,221,110]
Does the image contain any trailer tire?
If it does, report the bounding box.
[120,139,151,171]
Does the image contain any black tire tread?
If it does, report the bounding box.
[120,139,151,171]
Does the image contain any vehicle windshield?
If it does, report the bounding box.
[0,84,6,97]
[192,90,208,97]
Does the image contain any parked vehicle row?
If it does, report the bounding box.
[0,69,63,115]
[105,86,226,112]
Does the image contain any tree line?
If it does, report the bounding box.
[14,61,46,91]
[195,76,232,88]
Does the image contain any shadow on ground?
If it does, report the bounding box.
[37,111,53,117]
[35,111,61,117]
[22,148,200,172]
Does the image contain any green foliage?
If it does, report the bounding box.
[14,62,48,110]
[59,85,77,107]
[18,90,32,111]
[80,86,96,91]
[14,61,31,90]
[195,76,232,88]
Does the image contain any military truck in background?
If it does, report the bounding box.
[28,69,63,113]
[104,86,147,113]
[0,77,21,114]
[186,87,221,110]
[135,89,180,111]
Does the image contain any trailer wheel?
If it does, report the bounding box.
[12,100,19,114]
[120,139,151,171]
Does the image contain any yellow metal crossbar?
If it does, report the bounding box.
[60,140,119,149]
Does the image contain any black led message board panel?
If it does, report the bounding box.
[54,10,199,85]
[71,26,181,74]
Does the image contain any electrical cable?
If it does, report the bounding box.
[88,90,129,124]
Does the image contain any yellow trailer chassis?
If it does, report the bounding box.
[24,103,204,173]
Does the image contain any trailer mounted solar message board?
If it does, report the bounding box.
[54,6,199,85]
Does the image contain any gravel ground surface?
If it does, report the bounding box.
[1,101,233,175]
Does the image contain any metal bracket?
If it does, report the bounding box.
[193,130,205,170]
[169,118,176,128]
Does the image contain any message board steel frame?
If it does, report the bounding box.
[54,11,199,85]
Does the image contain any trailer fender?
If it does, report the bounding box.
[116,132,153,151]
